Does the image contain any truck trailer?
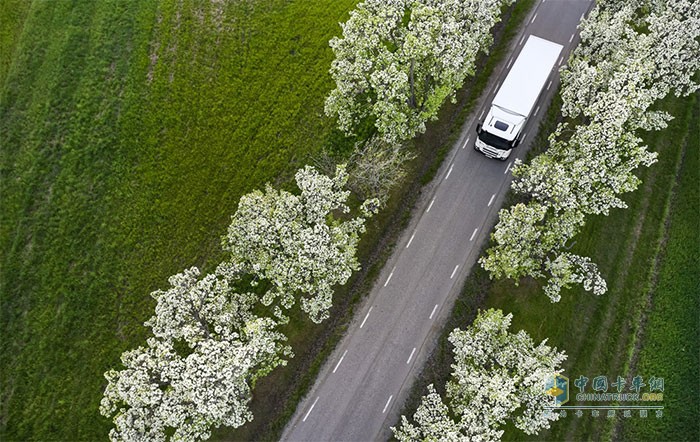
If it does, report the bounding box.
[474,35,563,160]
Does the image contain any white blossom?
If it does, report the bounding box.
[223,165,377,323]
[393,310,567,440]
[326,0,514,143]
[101,268,291,441]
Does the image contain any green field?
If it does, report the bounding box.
[0,1,359,440]
[397,87,698,442]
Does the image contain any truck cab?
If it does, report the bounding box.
[475,106,526,160]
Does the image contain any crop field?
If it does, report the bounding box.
[0,0,359,440]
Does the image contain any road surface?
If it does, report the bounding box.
[281,1,594,440]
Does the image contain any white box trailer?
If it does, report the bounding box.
[475,35,563,160]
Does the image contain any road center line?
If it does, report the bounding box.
[519,34,526,46]
[406,348,416,364]
[469,228,478,242]
[333,350,348,373]
[384,267,396,287]
[530,13,538,24]
[547,80,552,90]
[426,198,435,212]
[504,161,512,174]
[445,163,454,180]
[488,194,495,207]
[406,232,416,248]
[360,307,373,328]
[429,304,439,319]
[462,135,471,149]
[382,395,393,414]
[303,396,320,422]
[450,265,459,279]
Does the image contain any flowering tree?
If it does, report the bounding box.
[325,0,513,144]
[482,0,699,300]
[223,165,378,323]
[393,309,567,440]
[100,265,291,441]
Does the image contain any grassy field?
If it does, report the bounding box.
[396,87,698,441]
[617,96,699,442]
[0,1,359,440]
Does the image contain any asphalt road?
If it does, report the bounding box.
[281,1,594,440]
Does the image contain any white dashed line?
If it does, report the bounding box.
[382,395,393,414]
[558,56,564,66]
[504,161,512,174]
[303,397,320,422]
[333,350,348,373]
[462,135,471,149]
[547,80,552,90]
[407,348,416,364]
[406,232,416,248]
[522,131,528,140]
[519,35,526,46]
[488,194,495,207]
[450,265,459,279]
[534,105,540,116]
[469,229,478,242]
[569,33,575,43]
[580,12,585,21]
[479,109,485,120]
[430,304,439,319]
[360,307,373,328]
[445,163,454,180]
[426,198,435,212]
[506,57,513,69]
[530,13,538,24]
[384,267,395,287]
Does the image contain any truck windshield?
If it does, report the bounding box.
[478,130,512,151]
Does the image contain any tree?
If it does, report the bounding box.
[100,265,291,441]
[393,309,567,440]
[223,165,377,323]
[345,135,415,205]
[325,0,513,144]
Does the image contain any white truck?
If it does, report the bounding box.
[475,35,563,160]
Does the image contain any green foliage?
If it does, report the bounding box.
[0,1,358,440]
